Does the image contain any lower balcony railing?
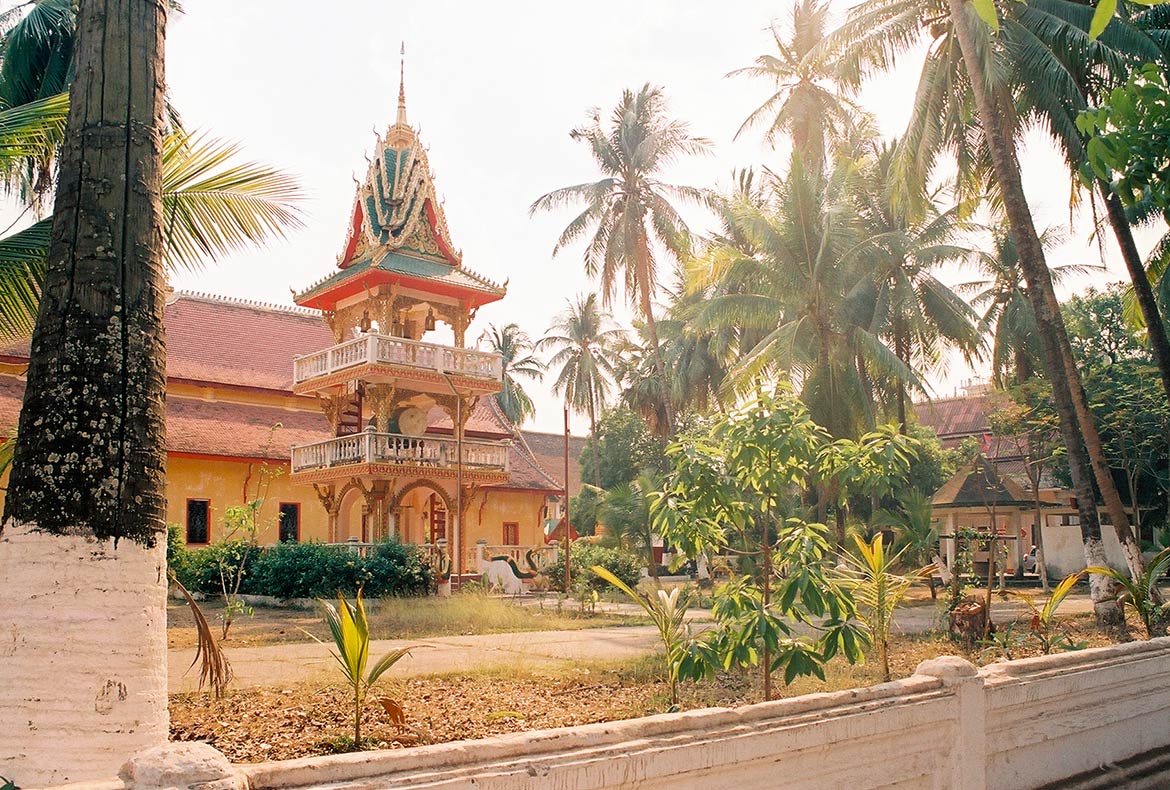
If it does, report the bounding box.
[291,431,509,474]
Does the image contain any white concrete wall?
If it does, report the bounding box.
[0,524,169,788]
[1042,522,1131,577]
[232,638,1170,790]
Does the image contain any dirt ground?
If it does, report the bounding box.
[170,614,1116,763]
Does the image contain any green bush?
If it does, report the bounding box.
[544,541,642,593]
[178,540,257,596]
[362,540,433,597]
[166,524,193,586]
[243,539,433,599]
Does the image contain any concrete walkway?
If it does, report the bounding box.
[168,594,1098,693]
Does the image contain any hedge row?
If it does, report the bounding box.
[168,529,433,599]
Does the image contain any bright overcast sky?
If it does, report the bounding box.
[162,1,1160,434]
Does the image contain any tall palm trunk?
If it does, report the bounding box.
[641,279,678,437]
[637,238,676,436]
[946,0,1141,624]
[1101,187,1170,402]
[588,388,601,489]
[894,318,909,434]
[0,0,170,783]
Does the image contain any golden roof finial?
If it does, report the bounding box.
[397,41,408,127]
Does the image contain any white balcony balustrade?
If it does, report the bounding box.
[291,431,509,474]
[293,334,503,386]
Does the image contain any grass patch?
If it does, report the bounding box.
[168,591,648,649]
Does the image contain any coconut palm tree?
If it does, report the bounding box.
[0,126,303,338]
[539,293,623,485]
[480,322,545,426]
[961,222,1089,387]
[851,140,983,430]
[599,473,661,580]
[695,160,915,442]
[824,0,1146,623]
[530,84,711,436]
[0,0,171,783]
[729,0,859,170]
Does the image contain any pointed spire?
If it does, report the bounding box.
[396,42,408,127]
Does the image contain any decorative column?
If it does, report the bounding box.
[364,384,397,433]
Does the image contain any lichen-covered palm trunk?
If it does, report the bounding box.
[0,0,170,784]
[4,0,168,543]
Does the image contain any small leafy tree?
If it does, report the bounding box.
[320,591,411,748]
[654,388,893,699]
[591,565,690,706]
[838,535,934,682]
[214,424,284,638]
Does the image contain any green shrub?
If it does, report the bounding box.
[180,540,257,596]
[166,524,193,587]
[363,540,433,597]
[168,537,434,600]
[243,539,433,599]
[544,541,642,593]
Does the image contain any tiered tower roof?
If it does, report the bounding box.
[295,57,505,311]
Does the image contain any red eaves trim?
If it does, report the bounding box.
[483,484,561,494]
[170,451,292,465]
[167,377,308,400]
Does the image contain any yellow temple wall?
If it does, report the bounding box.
[466,488,547,548]
[165,454,329,545]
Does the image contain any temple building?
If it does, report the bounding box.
[0,76,568,580]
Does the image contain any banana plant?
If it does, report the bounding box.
[320,591,411,747]
[1086,547,1170,638]
[838,534,934,682]
[1004,572,1087,654]
[591,565,690,707]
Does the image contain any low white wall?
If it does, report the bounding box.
[231,638,1170,790]
[1042,522,1132,577]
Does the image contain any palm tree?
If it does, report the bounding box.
[729,0,859,169]
[530,84,711,436]
[695,160,914,442]
[0,0,171,782]
[539,293,623,485]
[961,223,1088,387]
[0,0,76,207]
[480,322,545,426]
[599,473,661,580]
[851,140,982,430]
[946,0,1147,617]
[0,127,304,339]
[824,0,1146,623]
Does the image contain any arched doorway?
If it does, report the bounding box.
[391,480,454,546]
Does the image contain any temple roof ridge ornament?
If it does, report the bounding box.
[396,41,408,128]
[327,43,472,276]
[292,48,505,311]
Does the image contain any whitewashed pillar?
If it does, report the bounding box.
[915,656,986,790]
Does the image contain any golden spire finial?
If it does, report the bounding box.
[396,42,408,127]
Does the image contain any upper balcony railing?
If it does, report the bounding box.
[293,334,503,386]
[291,431,510,474]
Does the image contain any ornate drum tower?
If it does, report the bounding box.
[290,71,509,577]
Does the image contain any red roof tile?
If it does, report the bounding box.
[0,374,327,459]
[914,394,991,441]
[520,430,588,497]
